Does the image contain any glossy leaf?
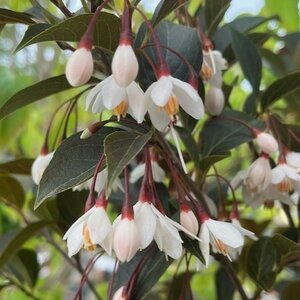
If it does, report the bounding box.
[199,152,231,173]
[15,12,120,52]
[0,176,25,208]
[0,75,98,120]
[0,8,35,25]
[0,159,33,175]
[215,267,235,300]
[151,0,181,26]
[36,127,119,208]
[231,28,262,94]
[205,0,231,36]
[201,109,264,156]
[105,130,153,194]
[183,236,205,264]
[260,71,300,110]
[0,221,50,268]
[246,237,279,290]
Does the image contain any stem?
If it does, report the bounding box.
[212,165,226,218]
[49,0,73,17]
[122,167,134,218]
[107,259,120,300]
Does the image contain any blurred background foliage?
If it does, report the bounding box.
[0,0,299,299]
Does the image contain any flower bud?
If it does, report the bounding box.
[205,87,225,116]
[112,44,139,87]
[180,209,199,237]
[31,152,54,185]
[255,132,278,154]
[113,286,126,300]
[65,48,93,87]
[113,217,140,262]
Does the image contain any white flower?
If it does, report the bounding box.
[112,44,139,87]
[31,151,54,185]
[201,50,228,87]
[72,168,123,193]
[112,217,140,262]
[286,151,300,170]
[145,75,204,131]
[205,86,225,116]
[199,218,244,267]
[231,219,257,241]
[86,75,146,123]
[244,156,271,193]
[180,208,199,237]
[258,291,280,300]
[130,161,165,183]
[255,132,278,154]
[65,48,93,87]
[113,286,126,300]
[63,205,112,257]
[271,162,300,193]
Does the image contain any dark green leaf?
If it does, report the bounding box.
[260,71,300,110]
[4,249,39,288]
[36,127,119,208]
[246,237,279,290]
[199,152,231,173]
[183,236,205,264]
[0,221,50,268]
[15,12,120,52]
[0,159,33,175]
[0,176,25,208]
[201,109,264,156]
[0,75,98,120]
[113,249,173,299]
[231,29,262,93]
[215,267,235,300]
[105,130,153,194]
[205,0,231,37]
[137,21,202,89]
[0,9,35,25]
[151,0,181,26]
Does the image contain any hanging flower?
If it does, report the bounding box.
[65,48,94,87]
[145,75,204,131]
[205,86,225,116]
[86,75,147,123]
[112,286,126,300]
[180,206,199,237]
[63,204,112,257]
[286,151,300,170]
[130,161,165,183]
[255,132,278,154]
[31,151,54,185]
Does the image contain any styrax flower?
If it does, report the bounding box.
[63,204,112,257]
[231,218,257,241]
[31,151,54,185]
[255,132,278,154]
[86,75,146,123]
[286,151,300,170]
[130,161,165,183]
[180,207,199,237]
[145,75,204,131]
[65,48,94,87]
[199,218,244,267]
[205,86,225,116]
[112,44,139,87]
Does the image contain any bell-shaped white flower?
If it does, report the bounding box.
[86,75,147,123]
[130,161,165,183]
[271,162,300,193]
[145,75,204,131]
[63,205,112,257]
[286,151,300,170]
[180,208,199,237]
[113,216,140,262]
[205,86,225,116]
[244,156,271,193]
[65,48,93,87]
[112,44,139,87]
[199,218,244,267]
[255,132,278,154]
[113,286,126,300]
[201,50,228,87]
[31,151,54,185]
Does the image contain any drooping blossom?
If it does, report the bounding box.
[286,151,300,170]
[255,131,278,154]
[31,151,54,185]
[180,204,199,237]
[205,86,225,116]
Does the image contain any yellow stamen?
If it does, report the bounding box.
[277,178,292,192]
[164,95,179,116]
[215,239,228,256]
[200,63,214,81]
[113,100,128,117]
[83,224,96,252]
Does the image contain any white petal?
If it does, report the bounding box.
[230,170,247,191]
[150,76,173,107]
[271,165,286,184]
[171,77,200,102]
[102,76,125,109]
[85,83,103,112]
[127,82,147,123]
[151,162,165,182]
[130,164,146,183]
[66,222,84,257]
[31,152,54,185]
[199,224,210,267]
[286,152,300,169]
[148,101,171,131]
[283,164,300,181]
[101,230,113,255]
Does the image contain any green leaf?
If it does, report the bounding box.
[105,130,153,194]
[231,28,262,93]
[246,237,279,290]
[205,0,231,37]
[199,152,231,173]
[260,72,300,110]
[0,75,98,120]
[183,236,205,264]
[137,21,202,89]
[0,221,50,268]
[0,159,33,175]
[151,0,181,26]
[4,249,39,288]
[0,9,35,25]
[201,109,264,156]
[36,127,119,208]
[0,176,25,208]
[15,12,120,52]
[113,249,173,298]
[215,267,235,300]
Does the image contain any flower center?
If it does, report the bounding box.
[83,224,96,251]
[277,178,292,192]
[164,95,179,116]
[113,100,128,117]
[200,63,214,81]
